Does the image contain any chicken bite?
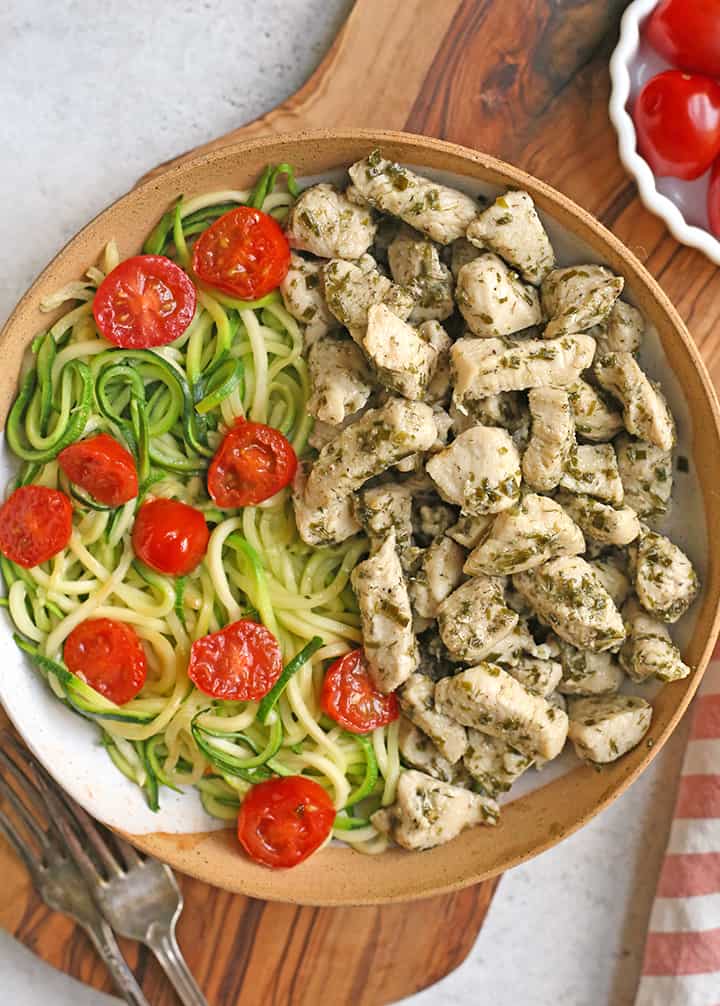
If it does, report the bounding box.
[594,299,645,356]
[558,443,624,505]
[354,482,418,569]
[463,729,533,797]
[567,379,624,442]
[455,254,542,337]
[506,656,563,697]
[557,642,624,696]
[567,695,652,764]
[420,321,454,404]
[398,717,468,783]
[522,388,574,492]
[286,183,376,259]
[619,598,691,683]
[387,226,454,322]
[541,265,624,339]
[437,575,519,662]
[307,335,373,425]
[426,425,521,515]
[279,253,337,346]
[399,673,468,763]
[594,352,675,451]
[292,461,360,546]
[363,304,441,400]
[633,528,699,623]
[554,491,640,547]
[447,513,496,550]
[466,189,555,285]
[322,255,413,338]
[482,618,559,668]
[615,434,673,518]
[410,535,466,618]
[590,553,631,608]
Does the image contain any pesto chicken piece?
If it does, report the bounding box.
[554,490,641,547]
[350,531,417,693]
[399,673,468,763]
[567,695,652,764]
[557,642,624,696]
[450,236,482,278]
[512,556,626,652]
[447,513,496,550]
[463,729,534,797]
[437,575,519,662]
[322,255,413,338]
[558,443,624,505]
[593,299,645,356]
[451,333,596,403]
[449,391,528,436]
[286,183,376,260]
[349,151,478,244]
[421,321,454,404]
[615,434,673,518]
[279,253,337,346]
[463,494,584,576]
[363,304,441,400]
[594,352,675,451]
[307,335,373,425]
[466,189,555,285]
[308,408,369,451]
[522,388,574,492]
[426,425,521,515]
[410,535,466,619]
[507,657,563,697]
[483,617,559,668]
[455,254,542,337]
[292,461,360,546]
[633,528,699,623]
[590,553,631,608]
[371,769,498,851]
[387,226,455,322]
[567,379,624,442]
[620,598,691,683]
[436,663,569,761]
[354,482,417,569]
[541,265,624,339]
[398,717,468,783]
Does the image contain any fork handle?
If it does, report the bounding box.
[147,930,209,1006]
[84,919,151,1006]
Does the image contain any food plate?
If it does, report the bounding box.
[1,130,719,904]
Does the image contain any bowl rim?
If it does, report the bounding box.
[2,127,720,905]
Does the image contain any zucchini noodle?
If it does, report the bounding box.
[2,165,397,852]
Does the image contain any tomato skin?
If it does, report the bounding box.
[188,619,283,701]
[192,206,290,300]
[646,0,720,78]
[320,649,399,734]
[208,420,298,508]
[64,618,147,705]
[132,498,209,576]
[93,255,196,349]
[0,485,73,568]
[634,71,720,180]
[58,433,138,507]
[237,776,336,868]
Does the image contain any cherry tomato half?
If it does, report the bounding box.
[188,619,283,701]
[0,485,72,568]
[237,776,336,868]
[191,206,290,301]
[646,0,720,78]
[207,420,298,508]
[634,70,720,180]
[132,498,209,576]
[58,433,138,507]
[320,649,399,734]
[93,255,196,349]
[64,618,147,705]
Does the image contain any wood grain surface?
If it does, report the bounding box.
[3,0,715,1003]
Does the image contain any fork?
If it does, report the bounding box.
[0,737,150,1006]
[0,732,209,1006]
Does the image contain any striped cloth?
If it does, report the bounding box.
[635,641,720,1006]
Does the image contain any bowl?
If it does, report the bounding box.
[1,129,720,905]
[609,0,720,264]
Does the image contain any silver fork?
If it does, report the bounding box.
[0,736,150,1006]
[1,733,209,1006]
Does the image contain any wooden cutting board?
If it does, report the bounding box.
[4,0,720,1002]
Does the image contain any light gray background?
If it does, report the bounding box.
[0,2,688,1003]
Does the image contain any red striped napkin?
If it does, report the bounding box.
[635,640,720,1006]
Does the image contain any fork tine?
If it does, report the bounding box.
[30,775,108,887]
[0,762,50,854]
[0,806,42,883]
[63,798,125,878]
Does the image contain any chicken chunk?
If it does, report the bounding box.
[351,531,417,693]
[411,536,466,618]
[447,513,495,550]
[555,490,641,547]
[286,183,376,259]
[450,391,528,437]
[590,554,631,608]
[466,190,555,285]
[557,642,623,696]
[292,461,360,546]
[363,304,440,400]
[594,300,645,356]
[436,663,569,760]
[463,729,533,797]
[594,352,675,451]
[567,379,624,442]
[455,254,542,337]
[279,253,337,346]
[615,434,673,518]
[307,335,373,425]
[371,769,498,851]
[567,695,652,764]
[398,718,468,783]
[633,528,699,623]
[399,674,468,763]
[512,556,626,652]
[426,425,521,515]
[482,618,559,668]
[349,151,478,244]
[322,256,413,337]
[450,237,482,278]
[437,575,519,662]
[354,482,418,569]
[522,389,574,492]
[507,657,563,697]
[387,226,455,322]
[558,444,624,505]
[420,321,453,404]
[620,598,691,683]
[463,494,584,576]
[541,265,624,339]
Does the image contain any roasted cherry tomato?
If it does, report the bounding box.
[64,618,147,705]
[58,433,138,507]
[207,420,298,508]
[634,70,720,180]
[191,206,290,300]
[131,498,209,576]
[708,158,720,237]
[237,776,336,868]
[320,649,399,734]
[188,619,283,701]
[646,0,720,78]
[93,255,196,349]
[0,485,72,568]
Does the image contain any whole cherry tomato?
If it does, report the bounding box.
[64,618,147,705]
[646,0,720,78]
[187,619,283,701]
[0,485,73,568]
[237,776,336,868]
[192,206,290,300]
[320,649,399,734]
[58,433,138,507]
[132,497,209,576]
[207,420,298,508]
[93,255,196,349]
[634,71,720,180]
